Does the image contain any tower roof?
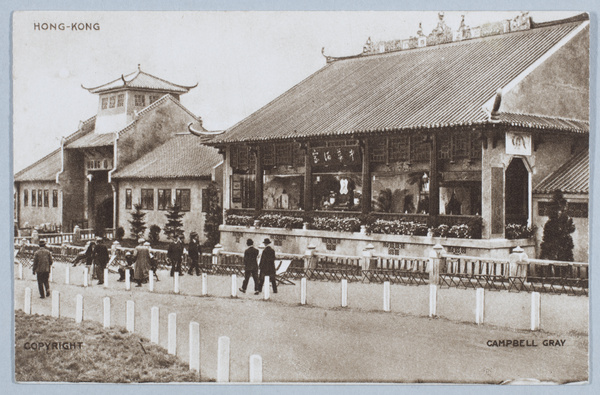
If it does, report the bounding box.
[81,65,197,94]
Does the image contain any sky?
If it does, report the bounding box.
[12,10,581,173]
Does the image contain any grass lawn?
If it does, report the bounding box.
[15,310,204,383]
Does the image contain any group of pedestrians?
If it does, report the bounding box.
[239,237,277,295]
[72,236,109,285]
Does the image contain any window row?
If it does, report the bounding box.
[125,188,192,211]
[134,94,161,107]
[23,189,58,208]
[101,94,125,109]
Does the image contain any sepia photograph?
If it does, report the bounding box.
[10,8,590,386]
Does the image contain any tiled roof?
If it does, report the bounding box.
[213,19,586,144]
[82,67,196,94]
[66,131,115,148]
[14,149,62,182]
[112,133,222,180]
[495,112,588,134]
[15,116,97,182]
[534,149,589,194]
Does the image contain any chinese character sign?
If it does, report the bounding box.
[310,145,361,169]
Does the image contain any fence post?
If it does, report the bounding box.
[429,284,437,318]
[362,243,376,270]
[509,246,529,279]
[300,277,307,305]
[75,294,83,323]
[65,264,70,285]
[52,291,60,318]
[303,244,317,269]
[149,270,154,292]
[249,354,263,383]
[531,292,541,331]
[24,287,31,314]
[104,268,109,288]
[189,322,200,373]
[49,266,53,283]
[383,281,391,312]
[125,269,131,291]
[73,226,81,243]
[151,306,159,344]
[32,230,39,246]
[103,297,111,328]
[212,244,223,266]
[475,288,485,325]
[173,272,180,294]
[18,261,23,280]
[83,267,88,287]
[341,279,348,308]
[263,276,271,300]
[168,313,177,355]
[111,241,120,257]
[428,244,445,285]
[217,336,230,382]
[127,300,135,333]
[201,273,208,296]
[231,274,237,298]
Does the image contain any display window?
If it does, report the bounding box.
[313,173,362,211]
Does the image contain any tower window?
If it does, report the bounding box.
[117,94,124,107]
[109,96,116,108]
[101,98,108,109]
[149,95,160,104]
[135,95,145,107]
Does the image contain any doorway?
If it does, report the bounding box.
[505,158,529,225]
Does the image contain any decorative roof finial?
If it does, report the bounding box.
[438,11,445,21]
[138,64,141,71]
[417,23,424,37]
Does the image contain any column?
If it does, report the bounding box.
[254,145,263,214]
[361,139,371,214]
[429,132,440,223]
[304,142,312,211]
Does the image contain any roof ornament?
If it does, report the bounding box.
[510,11,531,31]
[490,89,502,121]
[187,122,225,137]
[427,11,453,45]
[121,74,127,86]
[321,47,336,63]
[417,23,425,37]
[455,15,471,40]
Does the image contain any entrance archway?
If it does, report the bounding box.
[95,197,114,234]
[505,158,529,225]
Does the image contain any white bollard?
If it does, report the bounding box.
[217,336,230,382]
[127,300,135,333]
[189,322,200,373]
[52,291,60,318]
[18,262,23,280]
[174,272,180,294]
[151,306,159,344]
[103,297,111,328]
[300,277,307,305]
[341,279,348,307]
[531,292,541,331]
[168,313,177,355]
[49,266,53,283]
[201,273,208,296]
[231,274,237,297]
[429,284,437,318]
[125,269,131,291]
[24,287,31,314]
[65,264,70,285]
[383,281,391,312]
[104,268,109,288]
[475,288,485,325]
[83,267,88,287]
[149,270,154,292]
[249,354,263,383]
[75,294,83,323]
[263,276,270,300]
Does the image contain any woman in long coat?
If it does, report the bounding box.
[133,238,151,287]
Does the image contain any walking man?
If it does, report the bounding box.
[133,238,151,287]
[239,239,259,295]
[187,231,201,276]
[258,238,277,294]
[93,237,109,285]
[32,240,52,298]
[168,235,185,277]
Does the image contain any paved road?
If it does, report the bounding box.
[14,262,588,383]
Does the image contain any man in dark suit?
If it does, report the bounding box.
[168,235,185,277]
[257,238,277,294]
[239,239,259,294]
[93,237,109,285]
[187,231,201,276]
[32,240,53,298]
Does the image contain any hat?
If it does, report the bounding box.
[96,236,103,242]
[138,238,145,244]
[39,240,46,246]
[125,251,132,256]
[263,238,271,245]
[246,239,254,246]
[190,231,198,238]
